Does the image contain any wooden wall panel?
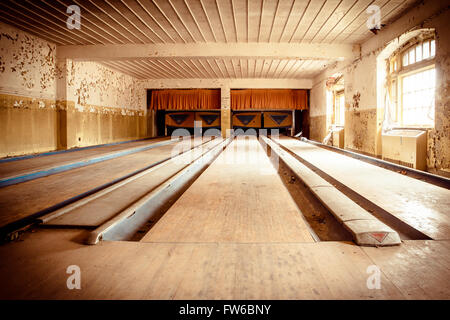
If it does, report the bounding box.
[263,111,293,128]
[165,112,195,128]
[232,112,262,128]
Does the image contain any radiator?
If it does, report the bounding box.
[381,129,427,170]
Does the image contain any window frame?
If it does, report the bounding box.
[387,36,436,129]
[333,90,345,126]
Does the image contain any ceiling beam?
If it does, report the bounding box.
[57,42,356,61]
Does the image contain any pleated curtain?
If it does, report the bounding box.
[150,89,220,110]
[231,89,308,110]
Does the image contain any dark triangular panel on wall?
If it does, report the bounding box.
[236,115,256,125]
[200,114,219,125]
[270,114,288,125]
[169,114,189,125]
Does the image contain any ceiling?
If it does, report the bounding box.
[100,57,330,79]
[0,0,418,79]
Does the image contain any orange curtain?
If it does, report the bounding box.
[150,89,220,110]
[231,89,308,110]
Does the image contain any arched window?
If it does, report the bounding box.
[387,34,436,127]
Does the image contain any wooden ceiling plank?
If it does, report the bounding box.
[277,0,296,42]
[38,0,110,44]
[63,0,127,44]
[167,0,197,42]
[188,59,208,78]
[137,59,168,78]
[4,1,86,45]
[92,0,148,44]
[288,0,311,42]
[297,0,328,43]
[184,0,207,42]
[199,0,218,42]
[313,0,359,43]
[341,0,413,43]
[120,0,166,43]
[0,12,69,45]
[73,0,135,43]
[258,0,265,42]
[151,0,188,43]
[326,0,378,43]
[215,0,229,43]
[134,0,176,43]
[268,0,280,42]
[179,58,200,77]
[307,0,345,43]
[0,4,78,45]
[100,61,144,79]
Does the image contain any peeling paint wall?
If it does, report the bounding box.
[427,9,450,176]
[63,61,147,148]
[0,22,147,157]
[0,22,60,157]
[309,1,450,176]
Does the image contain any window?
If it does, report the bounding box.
[334,91,345,126]
[387,36,436,127]
[401,67,435,126]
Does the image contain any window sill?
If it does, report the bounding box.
[391,126,434,131]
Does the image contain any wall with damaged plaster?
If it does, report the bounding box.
[309,1,450,176]
[0,22,147,156]
[0,22,60,157]
[64,61,147,148]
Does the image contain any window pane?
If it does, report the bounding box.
[409,48,415,64]
[431,40,436,57]
[402,68,435,126]
[423,41,430,59]
[403,53,408,66]
[416,45,422,62]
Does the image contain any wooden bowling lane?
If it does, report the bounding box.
[44,138,224,228]
[0,137,170,180]
[141,136,315,243]
[0,137,201,229]
[274,136,450,240]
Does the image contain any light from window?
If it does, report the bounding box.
[334,93,345,126]
[409,48,415,64]
[423,41,430,59]
[416,45,422,62]
[402,68,435,126]
[403,53,409,67]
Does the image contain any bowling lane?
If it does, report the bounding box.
[274,136,450,240]
[0,137,171,180]
[141,136,315,243]
[0,137,202,229]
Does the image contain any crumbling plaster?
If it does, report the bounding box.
[309,0,450,175]
[0,22,146,157]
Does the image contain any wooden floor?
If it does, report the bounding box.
[141,137,314,243]
[0,138,197,228]
[0,228,449,299]
[275,137,450,240]
[0,136,449,299]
